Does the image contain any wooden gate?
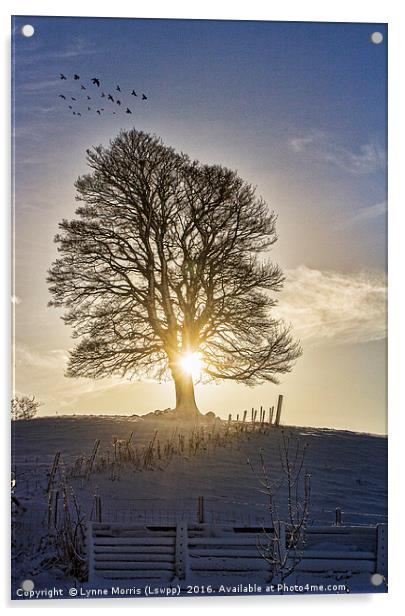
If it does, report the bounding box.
[87,522,387,585]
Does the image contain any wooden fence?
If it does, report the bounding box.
[87,521,387,585]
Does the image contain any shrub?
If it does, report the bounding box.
[11,395,41,420]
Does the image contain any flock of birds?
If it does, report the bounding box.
[57,73,148,118]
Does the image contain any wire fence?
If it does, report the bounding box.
[12,494,388,540]
[88,496,387,527]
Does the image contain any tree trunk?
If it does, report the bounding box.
[171,368,200,418]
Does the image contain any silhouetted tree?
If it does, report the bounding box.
[48,130,301,418]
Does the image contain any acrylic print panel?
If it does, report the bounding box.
[11,16,388,600]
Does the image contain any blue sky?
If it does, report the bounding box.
[12,17,387,432]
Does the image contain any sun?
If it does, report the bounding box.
[180,352,203,378]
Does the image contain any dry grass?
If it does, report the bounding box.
[67,416,273,481]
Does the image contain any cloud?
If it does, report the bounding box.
[17,79,61,93]
[290,131,324,153]
[15,37,101,67]
[288,131,386,176]
[339,201,387,228]
[15,345,69,370]
[274,265,387,346]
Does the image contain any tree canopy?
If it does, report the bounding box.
[48,130,301,415]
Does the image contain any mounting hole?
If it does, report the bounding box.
[370,573,384,586]
[371,31,383,44]
[20,579,34,592]
[21,24,35,38]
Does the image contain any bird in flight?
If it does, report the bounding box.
[58,72,150,119]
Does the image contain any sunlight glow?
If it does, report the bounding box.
[180,352,203,378]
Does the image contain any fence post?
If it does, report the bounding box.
[94,494,102,523]
[175,523,189,581]
[197,496,205,524]
[260,406,265,428]
[376,523,388,579]
[275,395,284,426]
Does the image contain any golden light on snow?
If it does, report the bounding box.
[180,352,203,378]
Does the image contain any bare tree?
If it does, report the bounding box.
[48,130,301,418]
[11,395,41,420]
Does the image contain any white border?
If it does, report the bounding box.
[2,1,404,613]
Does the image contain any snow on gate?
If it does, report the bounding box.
[86,522,388,586]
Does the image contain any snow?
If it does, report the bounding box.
[11,416,387,599]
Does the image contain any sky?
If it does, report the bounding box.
[12,16,387,433]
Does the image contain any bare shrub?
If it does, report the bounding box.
[11,395,41,420]
[249,430,311,583]
[40,462,88,582]
[51,478,87,581]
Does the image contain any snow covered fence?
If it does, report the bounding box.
[86,521,387,585]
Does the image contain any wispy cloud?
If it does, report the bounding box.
[15,345,69,370]
[290,132,323,153]
[339,201,387,228]
[289,131,386,176]
[15,37,101,67]
[17,79,61,93]
[275,265,387,346]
